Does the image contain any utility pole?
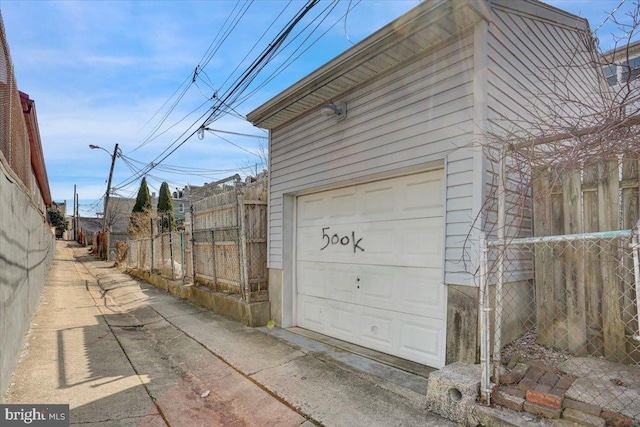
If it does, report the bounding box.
[73,184,77,240]
[75,191,79,241]
[102,143,119,233]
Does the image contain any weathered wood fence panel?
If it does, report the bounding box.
[533,158,640,361]
[191,176,268,302]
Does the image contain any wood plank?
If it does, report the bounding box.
[622,156,640,337]
[563,168,586,354]
[532,167,554,347]
[582,164,604,356]
[550,170,567,349]
[599,160,626,362]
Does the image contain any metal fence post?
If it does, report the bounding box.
[479,232,491,404]
[150,217,154,273]
[238,185,250,303]
[633,220,640,341]
[169,228,175,280]
[180,232,185,284]
[210,229,217,291]
[493,148,506,385]
[190,205,197,283]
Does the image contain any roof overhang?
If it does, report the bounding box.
[246,0,491,129]
[20,91,52,207]
[247,0,590,130]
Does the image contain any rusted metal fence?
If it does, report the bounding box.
[124,174,268,303]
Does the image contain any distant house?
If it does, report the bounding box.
[20,91,52,214]
[248,0,601,368]
[172,187,191,230]
[602,39,640,115]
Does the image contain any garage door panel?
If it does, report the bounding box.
[297,295,325,330]
[402,176,444,214]
[297,171,445,228]
[327,301,360,339]
[328,190,357,220]
[298,219,442,267]
[400,268,445,317]
[360,310,394,352]
[298,196,326,223]
[297,261,357,302]
[296,170,446,368]
[360,266,444,318]
[357,219,442,267]
[397,315,446,366]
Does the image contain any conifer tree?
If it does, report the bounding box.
[157,181,176,232]
[129,177,152,236]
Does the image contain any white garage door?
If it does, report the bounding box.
[296,170,446,368]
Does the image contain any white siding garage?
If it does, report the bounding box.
[296,170,446,367]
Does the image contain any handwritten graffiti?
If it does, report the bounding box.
[321,227,364,253]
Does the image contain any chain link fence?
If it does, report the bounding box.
[480,227,640,424]
[121,174,268,303]
[0,11,35,195]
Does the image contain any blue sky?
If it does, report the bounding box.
[0,0,637,217]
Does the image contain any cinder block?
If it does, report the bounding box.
[426,363,480,425]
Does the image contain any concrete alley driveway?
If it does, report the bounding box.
[3,241,455,427]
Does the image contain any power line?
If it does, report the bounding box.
[114,0,320,190]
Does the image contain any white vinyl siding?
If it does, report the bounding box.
[487,5,600,137]
[485,4,600,283]
[268,34,476,285]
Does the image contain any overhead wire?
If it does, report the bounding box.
[132,0,253,153]
[116,0,321,190]
[237,0,358,105]
[202,0,321,128]
[115,0,325,192]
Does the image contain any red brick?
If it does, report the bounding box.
[523,367,545,382]
[523,400,562,419]
[563,398,601,417]
[601,411,633,427]
[526,389,562,409]
[517,378,538,392]
[538,371,559,388]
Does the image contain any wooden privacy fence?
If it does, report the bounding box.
[190,175,268,303]
[531,156,640,362]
